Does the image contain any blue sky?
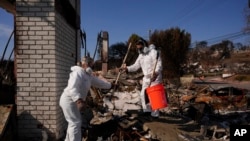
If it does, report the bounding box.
[1,0,250,59]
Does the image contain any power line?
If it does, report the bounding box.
[190,31,250,47]
[179,0,229,27]
[168,0,204,26]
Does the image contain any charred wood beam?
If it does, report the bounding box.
[0,0,15,14]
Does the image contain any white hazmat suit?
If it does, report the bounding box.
[127,44,162,117]
[59,66,111,141]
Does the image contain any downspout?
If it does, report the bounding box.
[75,0,79,64]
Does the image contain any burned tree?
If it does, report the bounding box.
[150,28,191,82]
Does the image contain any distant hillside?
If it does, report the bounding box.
[223,51,250,64]
[222,51,250,81]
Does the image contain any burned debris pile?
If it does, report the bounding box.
[81,70,250,141]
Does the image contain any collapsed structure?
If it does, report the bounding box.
[77,69,250,141]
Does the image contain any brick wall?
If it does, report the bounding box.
[15,0,80,140]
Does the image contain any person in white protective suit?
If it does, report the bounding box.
[121,38,163,118]
[59,57,114,141]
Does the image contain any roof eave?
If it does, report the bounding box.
[0,0,15,15]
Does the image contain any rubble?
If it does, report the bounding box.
[0,105,16,141]
[80,70,250,141]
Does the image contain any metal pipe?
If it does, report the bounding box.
[1,30,14,63]
[93,31,101,60]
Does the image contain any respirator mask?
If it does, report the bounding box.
[138,47,150,54]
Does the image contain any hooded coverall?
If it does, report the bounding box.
[59,66,111,141]
[127,44,162,117]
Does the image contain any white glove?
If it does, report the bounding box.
[119,64,128,73]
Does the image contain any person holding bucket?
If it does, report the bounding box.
[120,37,163,118]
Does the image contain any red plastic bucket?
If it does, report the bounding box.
[146,83,168,110]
